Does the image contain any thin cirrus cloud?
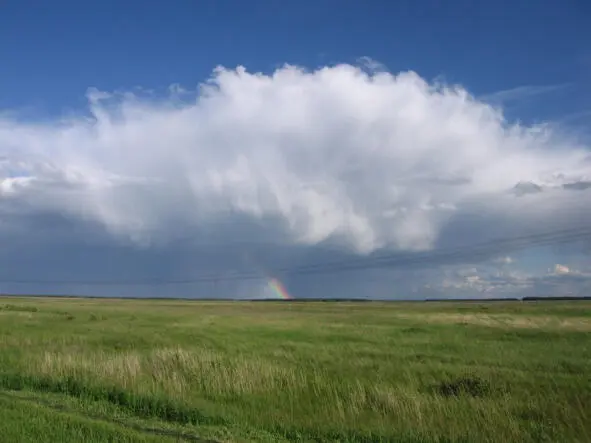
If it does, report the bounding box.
[0,61,590,298]
[479,83,571,106]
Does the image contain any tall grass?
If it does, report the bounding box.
[0,298,590,442]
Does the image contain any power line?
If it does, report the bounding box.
[282,226,591,275]
[0,225,590,286]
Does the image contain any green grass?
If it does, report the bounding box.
[0,391,173,442]
[0,297,590,442]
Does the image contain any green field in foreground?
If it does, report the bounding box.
[0,298,590,442]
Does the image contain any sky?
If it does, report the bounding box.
[1,0,591,299]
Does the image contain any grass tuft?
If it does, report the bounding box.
[0,304,38,313]
[436,376,492,398]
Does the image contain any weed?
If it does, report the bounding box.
[0,304,38,313]
[436,376,491,398]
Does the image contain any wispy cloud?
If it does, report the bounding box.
[356,56,387,73]
[481,83,571,105]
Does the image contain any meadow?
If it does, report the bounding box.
[0,297,589,442]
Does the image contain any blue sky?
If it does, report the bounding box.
[2,0,590,122]
[0,0,590,298]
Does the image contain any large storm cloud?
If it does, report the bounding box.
[1,63,590,298]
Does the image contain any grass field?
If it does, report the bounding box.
[0,297,589,442]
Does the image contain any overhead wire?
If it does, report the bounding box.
[0,225,590,286]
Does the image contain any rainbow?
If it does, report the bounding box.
[267,277,293,300]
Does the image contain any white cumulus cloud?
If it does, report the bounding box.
[0,62,590,297]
